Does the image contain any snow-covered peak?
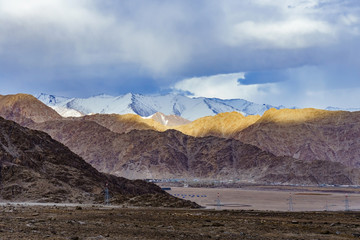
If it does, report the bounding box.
[36,93,73,106]
[325,106,360,112]
[144,112,191,126]
[36,93,285,121]
[50,106,84,118]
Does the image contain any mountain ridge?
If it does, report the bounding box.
[36,93,284,121]
[29,118,357,185]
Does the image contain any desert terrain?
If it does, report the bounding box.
[1,202,360,239]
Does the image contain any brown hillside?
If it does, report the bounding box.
[79,113,167,134]
[149,112,191,126]
[0,94,62,125]
[173,112,260,138]
[0,116,198,207]
[237,108,360,168]
[31,119,356,185]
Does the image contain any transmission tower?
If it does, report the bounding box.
[325,200,329,211]
[344,195,350,211]
[104,182,110,205]
[287,193,294,211]
[0,161,2,196]
[216,192,222,210]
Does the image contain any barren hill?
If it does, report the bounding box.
[31,119,355,185]
[79,113,167,134]
[0,94,62,125]
[148,112,191,127]
[2,94,360,185]
[236,108,360,168]
[173,112,260,138]
[0,116,198,207]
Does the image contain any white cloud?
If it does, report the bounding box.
[227,19,334,49]
[0,0,360,104]
[172,73,278,102]
[220,0,339,49]
[0,0,190,74]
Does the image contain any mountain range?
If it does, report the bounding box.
[36,93,360,123]
[0,94,199,207]
[36,93,285,121]
[1,93,360,186]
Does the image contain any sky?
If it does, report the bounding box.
[0,0,360,108]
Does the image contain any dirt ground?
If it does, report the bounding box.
[166,186,360,211]
[1,204,360,239]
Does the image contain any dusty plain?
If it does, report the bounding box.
[166,186,360,211]
[2,186,360,239]
[2,204,360,239]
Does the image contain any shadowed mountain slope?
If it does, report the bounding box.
[31,119,356,185]
[0,116,199,207]
[2,94,360,185]
[236,108,360,168]
[79,113,167,134]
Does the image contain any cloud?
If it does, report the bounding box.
[0,0,359,108]
[172,72,278,102]
[0,0,191,75]
[226,19,334,49]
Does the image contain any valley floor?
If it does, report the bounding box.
[1,204,360,239]
[165,186,360,211]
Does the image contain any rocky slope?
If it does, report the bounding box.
[0,116,197,207]
[0,94,62,125]
[236,108,360,168]
[147,112,191,127]
[171,108,360,170]
[173,112,260,138]
[2,93,360,185]
[79,113,167,134]
[30,119,356,185]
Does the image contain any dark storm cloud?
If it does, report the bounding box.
[0,0,359,107]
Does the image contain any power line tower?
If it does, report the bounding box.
[0,161,2,197]
[325,200,329,211]
[287,193,294,211]
[344,195,350,211]
[104,182,110,205]
[216,192,222,210]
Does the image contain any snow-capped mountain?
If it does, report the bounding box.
[36,93,285,120]
[325,106,360,112]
